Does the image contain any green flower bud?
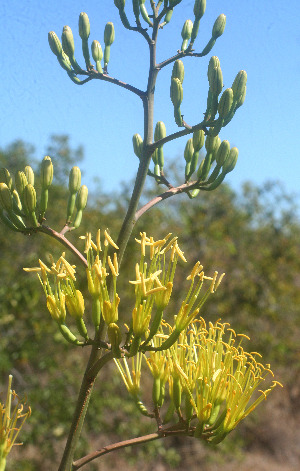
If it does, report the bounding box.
[48,31,62,57]
[172,60,185,84]
[12,190,22,212]
[24,184,36,213]
[181,19,193,51]
[216,140,230,166]
[79,12,90,40]
[69,166,81,194]
[207,56,220,82]
[184,138,194,163]
[0,183,13,212]
[193,129,205,152]
[58,51,73,72]
[114,0,126,9]
[75,185,88,211]
[91,40,103,62]
[162,8,173,26]
[209,66,223,96]
[41,156,53,189]
[232,70,247,101]
[132,134,143,159]
[24,166,34,186]
[194,0,206,19]
[235,85,247,110]
[211,135,221,161]
[223,147,238,174]
[0,168,12,190]
[139,0,153,27]
[212,14,226,39]
[62,26,75,59]
[15,171,28,198]
[104,22,115,47]
[154,121,166,141]
[218,88,233,118]
[205,131,219,153]
[181,19,193,40]
[170,77,183,108]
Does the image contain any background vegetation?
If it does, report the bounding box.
[1,136,300,470]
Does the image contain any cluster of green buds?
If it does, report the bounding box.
[179,0,226,54]
[0,375,31,471]
[48,12,115,80]
[183,128,239,197]
[116,317,282,443]
[0,161,88,232]
[204,56,247,134]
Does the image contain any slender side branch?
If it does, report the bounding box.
[135,180,200,222]
[37,225,87,267]
[71,69,146,99]
[148,120,212,154]
[72,427,190,470]
[157,49,213,70]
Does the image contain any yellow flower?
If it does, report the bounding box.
[0,376,31,469]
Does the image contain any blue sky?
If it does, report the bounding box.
[1,0,300,197]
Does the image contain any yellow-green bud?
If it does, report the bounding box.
[0,183,13,212]
[132,134,143,159]
[48,31,62,57]
[79,12,90,40]
[194,0,206,19]
[62,26,75,59]
[107,323,122,349]
[75,185,88,211]
[184,138,194,163]
[170,77,183,108]
[216,140,230,166]
[65,290,85,320]
[15,171,28,197]
[24,184,36,213]
[41,156,53,189]
[181,19,193,40]
[212,14,226,39]
[223,147,238,174]
[236,85,246,109]
[172,60,184,84]
[232,70,247,101]
[69,166,81,193]
[205,131,219,153]
[181,19,193,50]
[114,0,125,9]
[0,168,12,190]
[193,129,205,152]
[154,121,166,141]
[91,40,103,62]
[209,66,223,96]
[207,56,220,82]
[24,166,34,186]
[218,88,233,118]
[104,22,115,46]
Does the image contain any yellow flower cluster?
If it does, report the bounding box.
[0,376,31,469]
